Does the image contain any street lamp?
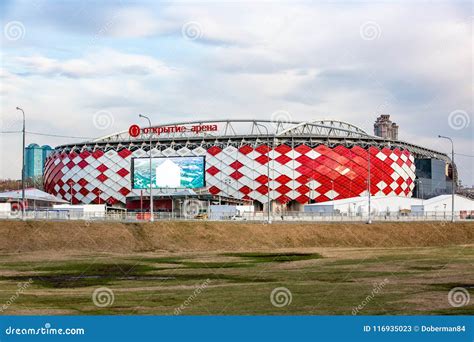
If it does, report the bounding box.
[139,114,154,222]
[438,135,455,223]
[68,180,74,205]
[16,107,26,220]
[254,122,272,224]
[330,180,334,201]
[367,146,372,224]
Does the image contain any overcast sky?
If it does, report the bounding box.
[1,0,473,185]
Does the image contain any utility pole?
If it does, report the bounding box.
[438,135,455,222]
[367,146,372,224]
[255,122,272,224]
[139,114,154,222]
[16,107,26,220]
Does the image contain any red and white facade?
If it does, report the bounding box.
[43,120,443,208]
[44,143,416,206]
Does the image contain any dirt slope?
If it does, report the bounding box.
[0,220,472,253]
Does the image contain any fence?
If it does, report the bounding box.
[0,209,472,222]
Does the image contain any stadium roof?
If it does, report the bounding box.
[55,119,451,162]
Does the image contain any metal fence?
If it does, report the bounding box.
[0,209,472,222]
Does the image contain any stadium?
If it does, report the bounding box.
[43,119,454,212]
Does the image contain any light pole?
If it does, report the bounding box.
[16,107,26,220]
[139,114,154,222]
[254,122,272,224]
[330,180,334,201]
[68,180,74,205]
[438,135,455,222]
[367,146,372,224]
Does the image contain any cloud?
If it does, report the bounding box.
[11,49,176,78]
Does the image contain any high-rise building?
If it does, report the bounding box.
[374,115,399,140]
[25,144,52,179]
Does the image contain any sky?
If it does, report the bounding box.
[0,0,473,185]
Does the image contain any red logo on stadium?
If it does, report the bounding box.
[128,124,141,137]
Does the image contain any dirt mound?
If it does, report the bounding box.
[0,220,472,253]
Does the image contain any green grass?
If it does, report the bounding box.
[0,247,472,315]
[222,252,323,263]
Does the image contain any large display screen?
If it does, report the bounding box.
[132,156,205,189]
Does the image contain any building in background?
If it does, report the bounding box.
[25,144,53,179]
[374,115,399,140]
[414,158,454,199]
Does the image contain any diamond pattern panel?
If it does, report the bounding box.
[44,144,416,206]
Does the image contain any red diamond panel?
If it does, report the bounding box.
[256,185,269,195]
[295,144,312,154]
[119,187,131,196]
[79,188,89,196]
[92,150,104,159]
[230,171,243,180]
[239,145,253,155]
[296,184,310,195]
[77,160,88,169]
[275,184,291,195]
[295,195,309,204]
[275,154,291,165]
[255,155,270,165]
[206,166,220,176]
[230,160,244,170]
[255,175,269,184]
[117,168,129,177]
[276,195,291,204]
[209,186,221,195]
[118,149,132,158]
[207,146,222,156]
[239,186,252,195]
[255,144,271,154]
[274,144,292,155]
[80,150,91,159]
[275,174,291,185]
[97,164,108,173]
[97,173,108,182]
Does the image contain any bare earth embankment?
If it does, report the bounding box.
[0,220,472,253]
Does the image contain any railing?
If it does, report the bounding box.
[0,209,472,222]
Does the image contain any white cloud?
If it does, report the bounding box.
[13,49,177,78]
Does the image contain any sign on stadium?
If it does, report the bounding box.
[129,124,218,137]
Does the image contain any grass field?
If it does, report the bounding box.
[0,245,472,315]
